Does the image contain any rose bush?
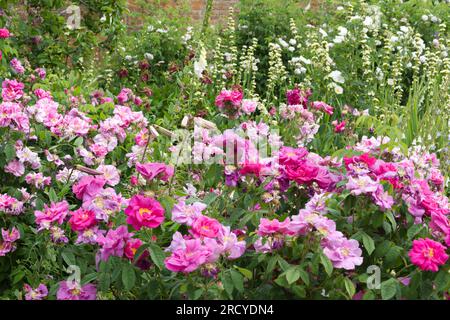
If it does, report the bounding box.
[0,1,448,300]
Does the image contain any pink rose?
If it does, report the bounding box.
[191,215,221,238]
[68,208,97,232]
[257,218,291,236]
[165,238,208,273]
[333,120,346,133]
[4,160,25,177]
[215,89,243,108]
[135,162,174,182]
[124,238,147,260]
[34,201,69,229]
[0,28,10,39]
[310,101,333,115]
[239,163,263,177]
[124,194,165,230]
[57,281,96,300]
[408,238,448,272]
[72,176,106,201]
[1,79,24,101]
[241,99,257,114]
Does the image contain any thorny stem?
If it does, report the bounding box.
[136,123,155,182]
[64,167,75,190]
[168,130,189,196]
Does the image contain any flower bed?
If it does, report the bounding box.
[0,1,448,300]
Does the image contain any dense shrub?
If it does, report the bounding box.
[0,0,126,70]
[0,0,448,300]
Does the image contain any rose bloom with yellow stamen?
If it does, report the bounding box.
[124,194,165,230]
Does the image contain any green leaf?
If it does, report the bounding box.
[361,232,375,255]
[292,285,306,298]
[48,188,58,203]
[277,256,290,272]
[384,246,402,268]
[385,211,397,230]
[112,264,122,283]
[133,243,150,263]
[363,290,376,300]
[61,250,76,266]
[434,270,450,292]
[44,130,52,146]
[121,264,136,291]
[220,273,234,298]
[320,253,333,276]
[381,278,398,300]
[191,289,203,300]
[234,266,252,280]
[148,243,165,270]
[285,267,300,285]
[82,273,97,285]
[297,267,310,286]
[98,271,111,292]
[204,164,222,187]
[230,269,244,293]
[274,275,289,288]
[4,143,15,162]
[264,255,278,279]
[11,270,25,284]
[203,192,218,205]
[159,196,175,216]
[73,136,84,147]
[58,183,72,199]
[344,277,356,299]
[407,224,424,240]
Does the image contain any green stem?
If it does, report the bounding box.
[201,0,214,36]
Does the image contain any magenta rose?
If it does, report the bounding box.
[0,28,10,39]
[239,163,263,177]
[284,161,319,184]
[124,238,147,260]
[125,194,165,230]
[136,162,174,182]
[68,208,97,232]
[408,238,448,272]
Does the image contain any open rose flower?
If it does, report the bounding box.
[56,281,96,300]
[333,120,346,133]
[24,284,48,300]
[322,235,363,270]
[165,238,208,273]
[2,227,20,242]
[310,101,333,115]
[34,200,69,230]
[136,162,174,182]
[0,28,10,39]
[257,218,291,236]
[171,200,206,226]
[191,215,222,238]
[4,160,25,177]
[72,176,106,201]
[215,89,243,109]
[241,99,258,114]
[125,194,165,230]
[215,89,243,117]
[68,208,97,232]
[96,225,132,262]
[2,79,24,101]
[408,238,448,272]
[124,238,147,261]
